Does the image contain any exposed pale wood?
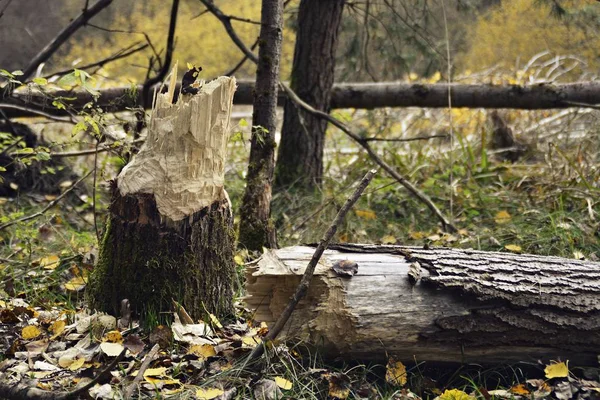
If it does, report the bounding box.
[118,76,237,221]
[245,244,600,365]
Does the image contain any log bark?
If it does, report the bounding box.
[6,81,600,119]
[245,244,600,365]
[237,0,283,251]
[87,75,237,320]
[274,0,345,191]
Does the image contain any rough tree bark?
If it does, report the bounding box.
[237,0,283,251]
[6,81,600,119]
[87,75,237,320]
[274,0,345,192]
[245,244,600,365]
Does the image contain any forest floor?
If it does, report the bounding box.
[0,105,598,398]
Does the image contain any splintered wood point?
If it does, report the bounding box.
[118,75,237,221]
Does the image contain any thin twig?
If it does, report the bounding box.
[0,170,93,231]
[247,169,376,362]
[280,82,458,232]
[0,0,13,19]
[44,43,149,79]
[45,139,144,158]
[124,344,160,399]
[20,0,113,82]
[223,38,260,77]
[363,134,448,142]
[0,103,74,122]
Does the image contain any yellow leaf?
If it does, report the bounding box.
[274,376,293,390]
[188,344,216,358]
[49,320,65,338]
[40,255,60,270]
[409,231,426,240]
[505,244,522,253]
[439,389,473,400]
[64,276,87,291]
[494,210,512,224]
[510,384,530,395]
[385,359,407,386]
[355,209,377,220]
[209,313,223,329]
[242,335,262,348]
[144,367,167,377]
[196,388,224,399]
[544,361,569,379]
[234,255,244,265]
[22,325,41,340]
[381,235,396,245]
[102,330,123,344]
[69,357,86,371]
[186,62,194,70]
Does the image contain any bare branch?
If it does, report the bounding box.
[45,43,149,79]
[363,133,448,142]
[124,344,160,399]
[0,170,93,232]
[198,0,258,63]
[20,0,113,82]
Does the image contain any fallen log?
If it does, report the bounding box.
[4,81,600,119]
[245,244,600,365]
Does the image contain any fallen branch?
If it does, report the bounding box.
[247,169,376,362]
[124,344,160,399]
[0,170,93,231]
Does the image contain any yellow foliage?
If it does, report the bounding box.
[544,361,569,379]
[58,1,296,85]
[461,0,600,76]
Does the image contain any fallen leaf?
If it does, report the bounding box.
[49,320,66,339]
[332,260,358,277]
[22,325,41,340]
[68,357,86,371]
[188,344,216,358]
[123,334,145,355]
[327,372,351,399]
[102,330,123,344]
[208,313,223,329]
[544,361,569,379]
[196,387,224,399]
[242,335,262,348]
[386,358,407,386]
[40,255,60,270]
[495,210,512,224]
[381,235,397,244]
[355,209,377,220]
[509,383,529,395]
[143,367,167,377]
[409,231,426,240]
[254,379,282,400]
[99,342,124,357]
[504,244,522,253]
[439,389,473,400]
[64,276,87,291]
[274,376,292,390]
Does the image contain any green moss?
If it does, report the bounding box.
[86,195,235,325]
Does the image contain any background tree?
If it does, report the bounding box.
[275,0,346,192]
[238,0,284,251]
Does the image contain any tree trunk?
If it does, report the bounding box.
[237,0,283,251]
[87,75,237,321]
[274,0,345,192]
[8,81,600,119]
[245,244,600,365]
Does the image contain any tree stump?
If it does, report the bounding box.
[87,75,237,321]
[245,244,600,365]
